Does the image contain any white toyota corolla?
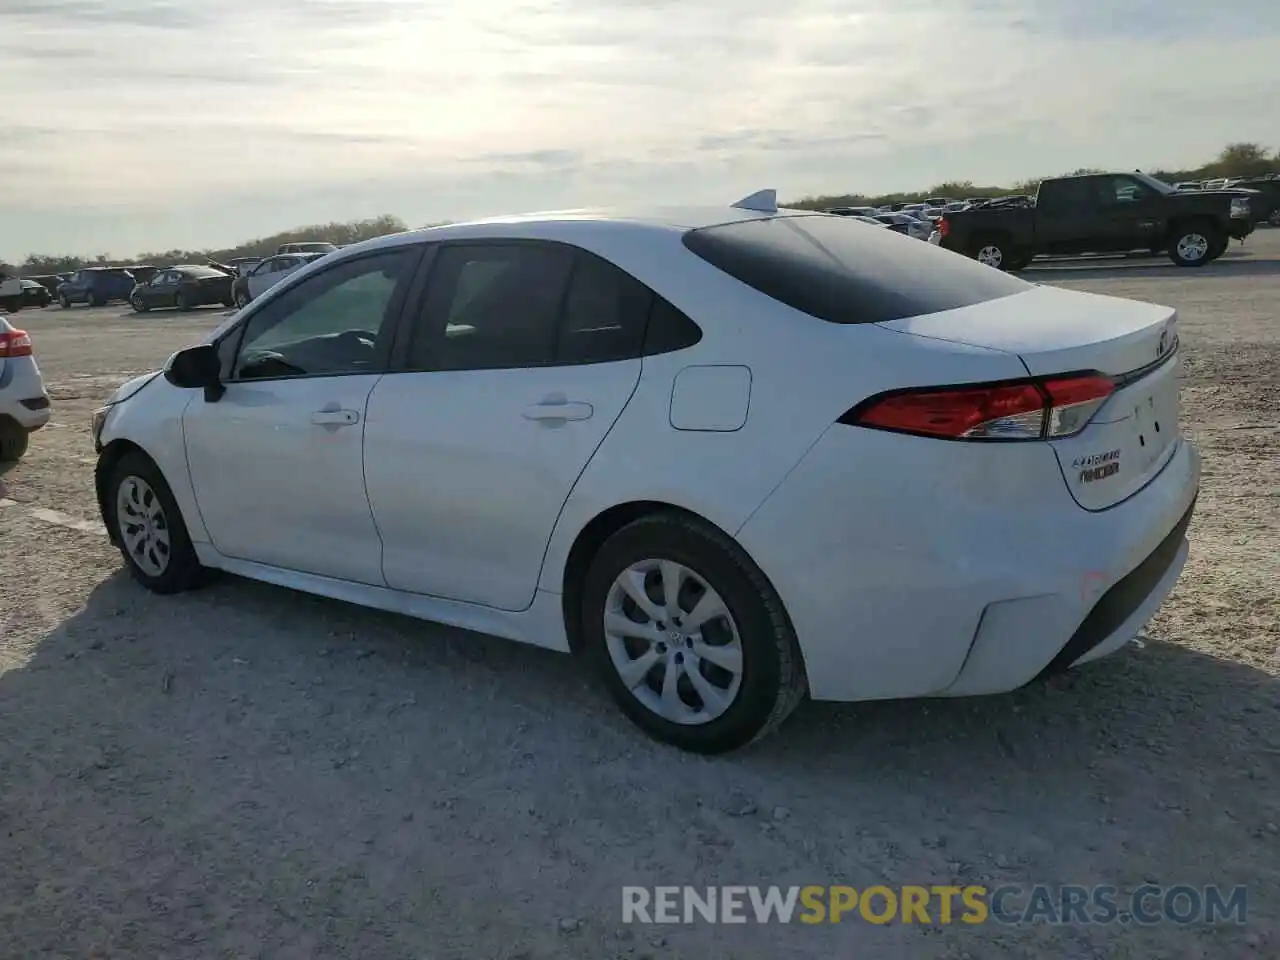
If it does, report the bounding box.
[92,192,1199,753]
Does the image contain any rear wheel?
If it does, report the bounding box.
[59,293,71,309]
[0,430,29,463]
[580,512,806,754]
[234,288,251,309]
[131,294,149,313]
[1168,223,1222,267]
[106,451,209,593]
[176,289,192,312]
[970,236,1010,270]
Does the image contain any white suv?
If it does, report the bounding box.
[0,317,51,461]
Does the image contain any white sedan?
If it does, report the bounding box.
[0,316,51,461]
[91,191,1200,753]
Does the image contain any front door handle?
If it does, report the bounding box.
[311,407,360,426]
[523,394,593,422]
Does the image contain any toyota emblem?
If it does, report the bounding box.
[1158,327,1169,358]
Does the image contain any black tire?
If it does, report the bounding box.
[131,295,149,313]
[580,512,807,754]
[1167,222,1222,267]
[234,289,251,309]
[0,430,29,463]
[59,293,71,309]
[968,235,1011,270]
[176,289,192,312]
[105,451,210,594]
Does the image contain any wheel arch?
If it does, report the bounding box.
[558,499,791,659]
[95,438,153,544]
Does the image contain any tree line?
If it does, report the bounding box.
[5,142,1277,276]
[786,142,1279,211]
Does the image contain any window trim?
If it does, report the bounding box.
[216,244,427,385]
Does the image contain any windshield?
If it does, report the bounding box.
[1132,172,1174,195]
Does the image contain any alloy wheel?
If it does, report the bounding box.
[976,244,1004,268]
[1176,233,1209,263]
[603,559,744,725]
[116,475,171,577]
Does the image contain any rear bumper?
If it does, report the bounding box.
[735,426,1200,703]
[0,358,51,431]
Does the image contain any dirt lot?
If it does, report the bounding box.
[2,238,1278,959]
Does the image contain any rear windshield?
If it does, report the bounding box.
[682,214,1029,324]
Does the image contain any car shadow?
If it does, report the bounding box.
[1026,254,1280,282]
[2,570,1275,956]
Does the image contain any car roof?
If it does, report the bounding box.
[343,203,808,259]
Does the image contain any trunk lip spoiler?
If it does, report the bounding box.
[1111,335,1178,390]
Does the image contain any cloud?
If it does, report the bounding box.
[1,0,1279,262]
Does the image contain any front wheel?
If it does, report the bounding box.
[131,295,149,313]
[581,513,807,753]
[176,290,192,312]
[59,293,71,309]
[1168,224,1222,267]
[234,289,251,309]
[0,430,29,463]
[106,451,210,593]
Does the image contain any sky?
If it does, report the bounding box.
[2,0,1279,262]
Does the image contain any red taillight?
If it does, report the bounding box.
[0,329,33,358]
[937,217,950,238]
[841,373,1115,441]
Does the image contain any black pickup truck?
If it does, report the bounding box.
[935,171,1256,269]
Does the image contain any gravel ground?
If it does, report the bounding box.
[2,238,1278,959]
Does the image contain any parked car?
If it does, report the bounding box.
[226,257,263,277]
[276,241,338,255]
[230,252,328,308]
[936,171,1255,269]
[0,274,22,314]
[124,264,159,285]
[1174,181,1202,192]
[19,279,52,308]
[923,197,953,207]
[825,206,881,218]
[873,213,932,239]
[90,191,1200,753]
[1231,177,1280,225]
[24,275,63,298]
[129,265,236,313]
[0,316,50,461]
[58,267,137,307]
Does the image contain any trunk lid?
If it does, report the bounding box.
[878,284,1181,510]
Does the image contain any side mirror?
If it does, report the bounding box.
[164,344,224,400]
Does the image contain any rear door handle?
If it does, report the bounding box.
[311,407,360,426]
[523,395,593,422]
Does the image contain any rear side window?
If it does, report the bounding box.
[682,215,1028,325]
[557,252,652,365]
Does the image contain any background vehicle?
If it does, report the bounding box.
[19,279,52,308]
[0,274,22,314]
[58,267,137,307]
[230,252,327,307]
[90,194,1199,753]
[0,317,50,461]
[130,266,236,313]
[825,206,881,217]
[1232,177,1280,225]
[1174,181,1203,192]
[275,241,338,255]
[124,265,159,285]
[873,212,931,239]
[937,171,1255,269]
[226,256,263,276]
[24,275,62,297]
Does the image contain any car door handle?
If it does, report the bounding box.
[523,397,594,422]
[311,408,360,426]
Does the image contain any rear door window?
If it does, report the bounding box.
[682,214,1028,324]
